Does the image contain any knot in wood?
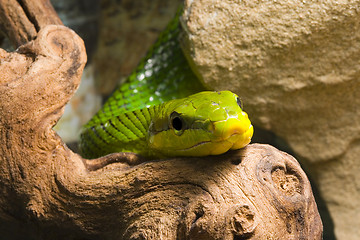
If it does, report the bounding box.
[228,204,257,237]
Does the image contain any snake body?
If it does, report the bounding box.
[79,8,253,159]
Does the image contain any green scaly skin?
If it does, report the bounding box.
[79,8,253,159]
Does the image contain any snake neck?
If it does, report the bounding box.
[80,104,165,159]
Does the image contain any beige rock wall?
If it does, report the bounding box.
[181,1,360,239]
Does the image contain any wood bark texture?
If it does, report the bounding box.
[0,1,323,239]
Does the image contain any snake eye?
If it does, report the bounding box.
[172,116,183,131]
[236,97,243,109]
[170,111,185,133]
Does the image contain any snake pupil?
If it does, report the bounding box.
[172,116,183,131]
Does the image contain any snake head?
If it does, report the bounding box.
[148,91,253,158]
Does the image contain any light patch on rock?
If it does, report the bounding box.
[54,65,102,143]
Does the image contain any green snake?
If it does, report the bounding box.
[79,8,253,159]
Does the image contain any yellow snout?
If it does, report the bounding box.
[211,111,253,150]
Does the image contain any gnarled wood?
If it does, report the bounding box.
[0,1,322,239]
[0,0,61,47]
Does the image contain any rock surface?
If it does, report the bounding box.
[181,1,360,239]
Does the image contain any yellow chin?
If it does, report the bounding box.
[206,124,253,155]
[169,124,254,157]
[229,124,254,150]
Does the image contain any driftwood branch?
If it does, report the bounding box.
[0,0,62,47]
[0,1,322,239]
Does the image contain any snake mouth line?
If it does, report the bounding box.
[179,140,211,152]
[179,129,252,153]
